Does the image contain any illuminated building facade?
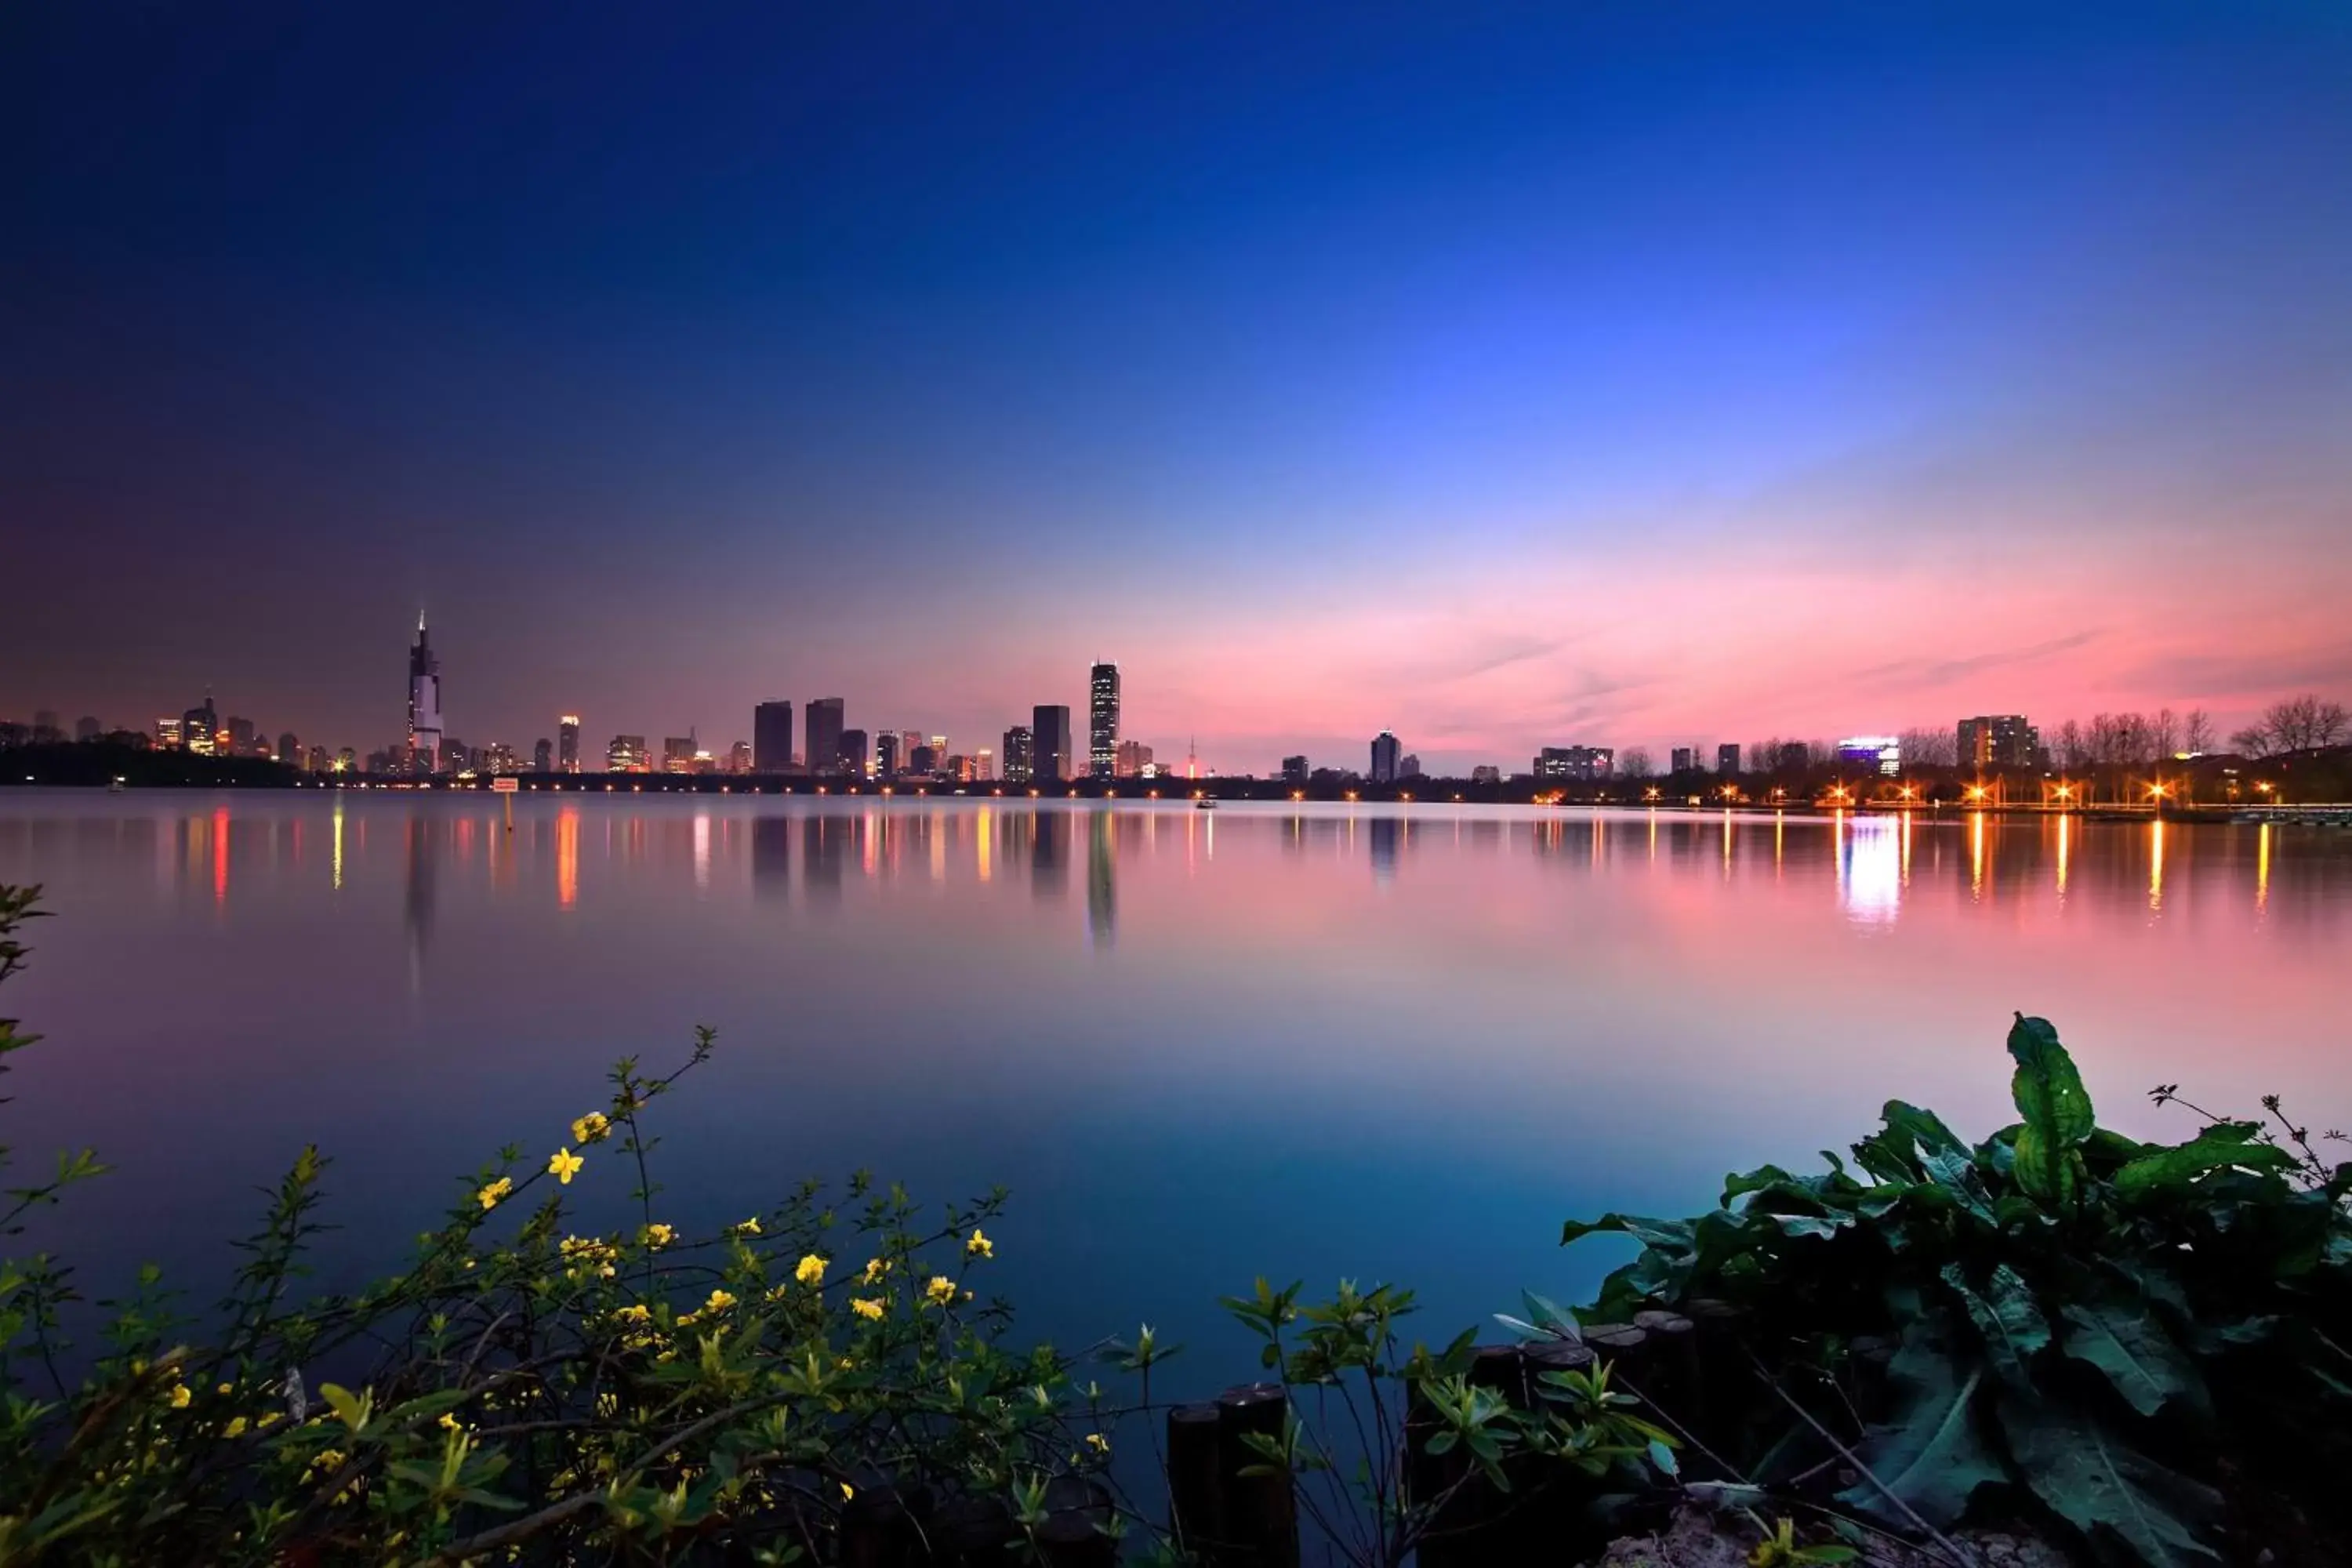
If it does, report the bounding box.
[407,616,443,775]
[838,728,869,778]
[1002,725,1034,784]
[874,731,901,778]
[1838,736,1903,776]
[1534,746,1612,781]
[607,735,648,772]
[183,698,217,755]
[1958,714,2038,769]
[1114,739,1152,778]
[558,715,581,772]
[1088,662,1120,777]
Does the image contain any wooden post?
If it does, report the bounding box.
[1411,1345,1527,1568]
[1215,1383,1299,1567]
[1632,1309,1699,1435]
[1167,1401,1225,1559]
[1036,1477,1116,1568]
[1682,1298,1751,1461]
[932,1490,1014,1566]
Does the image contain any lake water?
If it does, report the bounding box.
[3,793,2348,1387]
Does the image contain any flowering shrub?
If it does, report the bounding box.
[0,883,1129,1564]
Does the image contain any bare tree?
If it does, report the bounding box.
[2151,707,2179,762]
[2230,725,2274,759]
[1899,726,1958,768]
[1621,746,1653,779]
[2055,719,2086,771]
[2183,709,2214,755]
[2260,694,2350,754]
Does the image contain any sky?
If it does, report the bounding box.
[5,1,2350,774]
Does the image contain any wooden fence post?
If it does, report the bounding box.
[1215,1383,1299,1568]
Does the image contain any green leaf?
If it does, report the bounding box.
[2007,1014,2094,1209]
[1646,1438,1679,1478]
[1836,1326,2005,1530]
[2113,1123,2298,1199]
[2060,1297,2207,1417]
[1997,1396,2220,1566]
[1940,1262,2049,1385]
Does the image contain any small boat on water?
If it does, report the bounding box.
[107,776,127,793]
[1194,797,1218,811]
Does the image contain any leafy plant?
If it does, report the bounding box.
[1561,1013,2352,1566]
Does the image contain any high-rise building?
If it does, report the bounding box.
[946,753,974,783]
[1837,737,1902,776]
[753,702,793,773]
[1534,746,1613,782]
[533,738,554,771]
[558,715,581,773]
[728,740,752,774]
[1399,754,1423,779]
[909,743,938,775]
[1003,726,1035,784]
[806,699,845,775]
[874,731,901,779]
[156,717,183,748]
[1113,739,1152,778]
[279,731,301,767]
[1370,731,1402,784]
[1033,706,1073,782]
[1717,743,1741,776]
[1088,662,1120,777]
[482,742,519,775]
[227,716,256,755]
[975,748,993,781]
[1671,747,1695,774]
[662,736,698,773]
[308,745,330,772]
[75,716,101,742]
[1957,715,2038,769]
[407,615,443,775]
[1281,755,1310,786]
[183,697,218,755]
[838,728,869,778]
[608,735,648,772]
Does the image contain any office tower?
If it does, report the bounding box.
[1370,731,1401,784]
[1717,743,1740,775]
[1533,746,1613,782]
[156,717,183,747]
[74,716,100,742]
[227,715,256,755]
[728,740,752,774]
[533,738,554,771]
[183,697,218,755]
[874,731,901,779]
[805,699,845,775]
[407,615,444,775]
[753,701,793,773]
[608,735,648,772]
[1958,715,2038,769]
[1002,727,1034,784]
[838,728,869,778]
[1088,662,1120,776]
[279,731,301,767]
[1281,755,1309,786]
[1400,754,1423,779]
[1114,739,1152,778]
[1837,737,1902,776]
[1030,706,1071,782]
[1671,747,1695,774]
[482,742,518,775]
[662,736,697,773]
[898,731,923,770]
[946,753,973,782]
[909,743,938,775]
[975,747,994,781]
[558,715,581,772]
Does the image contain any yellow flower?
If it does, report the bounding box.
[614,1304,652,1323]
[795,1253,827,1287]
[439,1412,462,1431]
[308,1448,347,1476]
[641,1222,675,1250]
[571,1111,612,1145]
[167,1383,192,1409]
[548,1147,585,1185]
[223,1416,249,1438]
[862,1257,891,1284]
[477,1177,513,1210]
[675,1311,699,1327]
[703,1289,738,1314]
[851,1297,885,1321]
[965,1229,993,1259]
[733,1216,762,1236]
[1085,1432,1111,1456]
[924,1275,956,1307]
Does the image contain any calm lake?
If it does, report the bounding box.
[3,793,2348,1386]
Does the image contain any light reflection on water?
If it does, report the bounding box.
[1,794,2348,1383]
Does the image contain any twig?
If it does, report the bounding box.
[1751,1357,1977,1568]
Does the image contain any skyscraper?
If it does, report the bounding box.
[533,738,554,771]
[407,615,443,775]
[753,701,793,773]
[974,747,993,781]
[838,728,869,778]
[1370,731,1401,784]
[156,717,183,748]
[278,731,300,766]
[1114,739,1152,778]
[1033,706,1072,782]
[1717,743,1741,776]
[1088,662,1120,777]
[662,736,697,773]
[183,696,217,755]
[806,699,845,775]
[608,735,648,772]
[874,731,901,779]
[1671,747,1695,774]
[1958,715,2039,769]
[558,715,581,773]
[1002,726,1035,784]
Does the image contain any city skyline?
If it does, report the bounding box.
[8,5,2350,772]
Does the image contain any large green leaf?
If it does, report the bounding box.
[1997,1396,2220,1566]
[1940,1262,2049,1385]
[2008,1014,2094,1209]
[2060,1296,2208,1417]
[1836,1324,2005,1530]
[2112,1122,2297,1199]
[1873,1102,1998,1225]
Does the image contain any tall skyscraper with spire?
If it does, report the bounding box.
[407,614,443,775]
[1088,661,1120,777]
